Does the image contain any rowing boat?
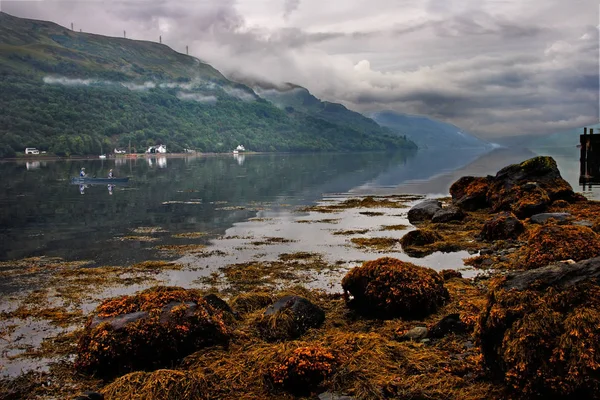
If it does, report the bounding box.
[71,177,130,184]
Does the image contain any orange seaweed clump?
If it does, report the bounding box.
[270,346,337,395]
[75,286,229,378]
[341,257,449,319]
[101,369,208,400]
[95,286,205,318]
[521,225,600,269]
[477,278,600,398]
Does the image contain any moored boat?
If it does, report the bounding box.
[71,177,129,184]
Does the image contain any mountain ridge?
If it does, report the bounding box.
[370,110,493,149]
[0,12,416,157]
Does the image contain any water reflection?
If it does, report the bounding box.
[157,157,167,168]
[233,153,245,165]
[26,161,42,170]
[1,148,595,265]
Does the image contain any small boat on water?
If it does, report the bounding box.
[71,177,129,184]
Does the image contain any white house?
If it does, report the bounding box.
[25,148,39,155]
[146,144,167,154]
[114,148,126,154]
[233,144,245,154]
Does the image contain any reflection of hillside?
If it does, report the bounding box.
[352,148,542,195]
[0,152,414,262]
[351,148,492,193]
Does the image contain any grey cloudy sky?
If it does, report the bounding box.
[2,0,599,139]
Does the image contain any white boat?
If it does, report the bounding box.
[99,154,107,159]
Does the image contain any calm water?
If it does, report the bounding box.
[0,146,595,265]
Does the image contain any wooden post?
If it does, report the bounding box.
[581,128,588,177]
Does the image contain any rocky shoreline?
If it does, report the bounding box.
[2,156,600,399]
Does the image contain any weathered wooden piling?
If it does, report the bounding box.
[579,127,600,187]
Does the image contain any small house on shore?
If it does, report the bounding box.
[146,144,167,154]
[25,148,39,155]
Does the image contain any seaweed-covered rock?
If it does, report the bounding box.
[450,157,579,217]
[521,224,600,269]
[75,286,229,377]
[341,257,449,319]
[487,157,575,217]
[477,258,600,398]
[431,206,465,223]
[256,295,325,341]
[479,212,524,241]
[407,199,442,224]
[399,229,443,257]
[270,346,336,395]
[450,176,491,211]
[101,369,207,400]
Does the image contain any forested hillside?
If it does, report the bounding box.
[0,12,416,157]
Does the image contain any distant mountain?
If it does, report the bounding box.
[0,12,415,157]
[527,123,600,149]
[248,83,408,140]
[370,111,492,149]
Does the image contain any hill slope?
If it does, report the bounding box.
[0,12,416,157]
[371,111,491,149]
[253,83,402,139]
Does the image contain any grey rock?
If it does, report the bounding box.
[407,199,442,224]
[318,392,356,400]
[573,220,594,228]
[428,313,468,338]
[90,311,149,330]
[397,326,428,342]
[264,295,325,338]
[530,212,572,224]
[432,206,465,223]
[502,257,600,291]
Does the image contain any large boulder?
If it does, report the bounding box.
[450,157,579,217]
[479,212,524,241]
[487,157,576,218]
[75,286,229,377]
[477,258,600,398]
[407,199,442,224]
[521,224,600,269]
[256,295,325,341]
[341,257,449,319]
[449,176,491,211]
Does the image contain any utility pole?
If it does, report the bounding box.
[80,29,82,33]
[71,22,73,30]
[186,45,188,55]
[124,30,126,39]
[159,35,162,44]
